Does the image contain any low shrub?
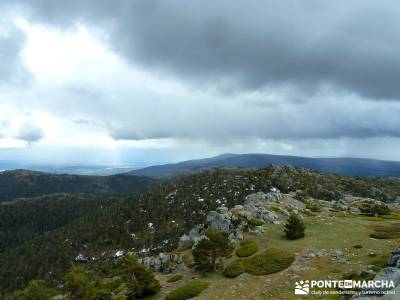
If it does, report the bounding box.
[353,244,363,249]
[165,280,209,300]
[223,247,294,278]
[370,232,397,239]
[7,280,56,300]
[244,247,294,275]
[360,201,390,216]
[167,274,183,283]
[236,240,259,258]
[223,260,246,278]
[294,190,309,202]
[370,224,400,239]
[248,219,264,226]
[305,201,322,212]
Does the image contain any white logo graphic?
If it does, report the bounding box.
[295,280,310,295]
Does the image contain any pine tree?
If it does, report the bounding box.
[192,228,232,271]
[284,213,305,240]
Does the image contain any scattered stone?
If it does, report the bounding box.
[75,254,88,263]
[114,250,124,258]
[330,250,344,258]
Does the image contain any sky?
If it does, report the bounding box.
[0,0,400,165]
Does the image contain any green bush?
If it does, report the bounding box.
[235,240,259,258]
[305,201,322,212]
[360,201,390,216]
[122,255,161,297]
[65,266,95,299]
[294,190,309,202]
[63,256,160,300]
[370,224,400,239]
[5,280,56,300]
[223,247,294,278]
[248,219,264,226]
[370,232,398,239]
[167,274,183,283]
[353,244,363,249]
[223,260,246,278]
[165,280,209,300]
[284,213,305,240]
[244,247,294,275]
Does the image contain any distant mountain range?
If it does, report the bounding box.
[0,169,158,203]
[129,153,400,178]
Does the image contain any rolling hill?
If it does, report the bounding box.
[129,153,400,178]
[0,169,159,203]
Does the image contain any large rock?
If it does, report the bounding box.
[244,192,283,207]
[256,209,279,223]
[206,208,232,232]
[389,255,400,267]
[189,224,205,244]
[355,267,400,298]
[140,253,183,274]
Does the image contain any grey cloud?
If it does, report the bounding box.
[0,24,29,85]
[111,128,170,141]
[8,0,400,100]
[2,0,400,161]
[103,94,400,142]
[16,121,44,143]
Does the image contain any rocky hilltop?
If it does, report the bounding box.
[131,190,400,299]
[2,166,400,299]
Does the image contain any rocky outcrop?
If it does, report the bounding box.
[244,191,283,207]
[353,249,400,299]
[139,252,183,274]
[207,207,232,232]
[388,249,400,268]
[178,191,293,248]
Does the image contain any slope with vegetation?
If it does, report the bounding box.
[1,165,400,298]
[0,169,158,203]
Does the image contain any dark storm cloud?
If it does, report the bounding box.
[6,0,400,100]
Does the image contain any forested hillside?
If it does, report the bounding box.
[0,193,119,252]
[1,166,400,295]
[0,170,158,203]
